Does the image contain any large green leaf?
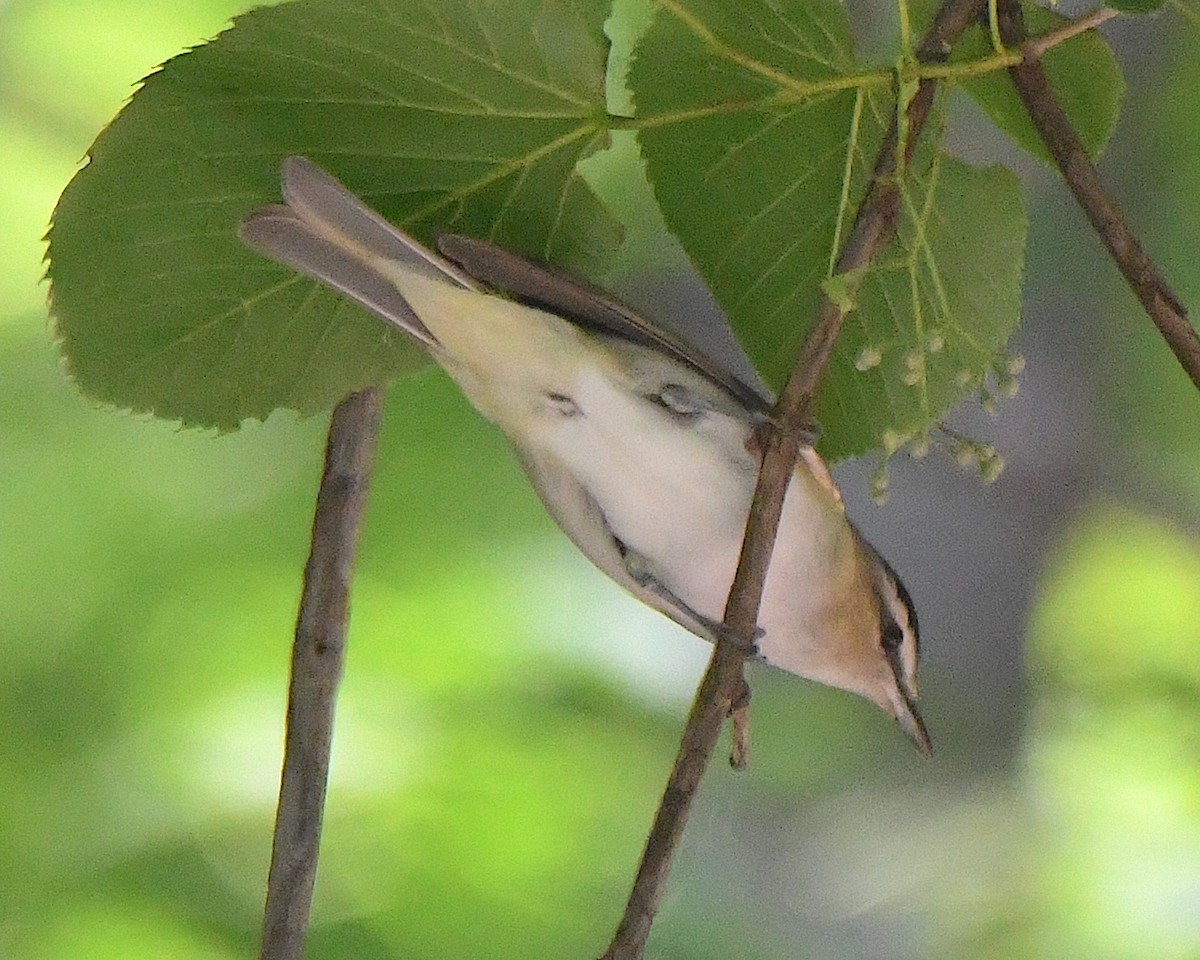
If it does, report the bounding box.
[47,0,618,430]
[630,0,1027,458]
[955,4,1125,165]
[851,153,1026,454]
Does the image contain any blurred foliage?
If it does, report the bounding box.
[0,0,259,317]
[3,1,1200,960]
[1104,17,1200,507]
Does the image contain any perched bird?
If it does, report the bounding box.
[239,157,931,752]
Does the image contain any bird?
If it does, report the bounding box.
[239,156,931,752]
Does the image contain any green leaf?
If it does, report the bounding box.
[631,0,1026,458]
[851,154,1026,455]
[955,4,1125,164]
[47,0,618,430]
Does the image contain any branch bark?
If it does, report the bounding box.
[598,2,987,957]
[259,387,383,960]
[998,0,1200,391]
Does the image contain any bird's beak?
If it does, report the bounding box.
[894,693,933,755]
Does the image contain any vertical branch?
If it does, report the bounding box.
[997,0,1200,390]
[599,2,987,958]
[259,387,383,960]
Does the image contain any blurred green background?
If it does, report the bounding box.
[3,1,1199,958]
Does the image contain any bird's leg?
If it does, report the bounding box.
[621,543,757,768]
[746,415,821,456]
[621,546,763,657]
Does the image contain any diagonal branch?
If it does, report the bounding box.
[997,0,1200,391]
[259,388,383,960]
[598,2,988,958]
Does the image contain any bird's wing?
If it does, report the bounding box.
[514,443,715,641]
[238,156,482,348]
[437,233,773,416]
[243,158,772,421]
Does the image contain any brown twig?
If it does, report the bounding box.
[597,2,987,958]
[259,388,383,960]
[1025,6,1118,59]
[999,0,1200,391]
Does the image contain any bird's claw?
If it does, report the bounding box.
[703,618,764,657]
[747,417,821,455]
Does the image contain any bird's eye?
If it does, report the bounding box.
[881,618,905,652]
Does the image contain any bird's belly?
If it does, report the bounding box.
[531,366,857,680]
[636,451,857,675]
[538,378,849,643]
[536,383,752,605]
[571,424,753,607]
[642,447,849,615]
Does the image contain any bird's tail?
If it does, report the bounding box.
[238,156,478,347]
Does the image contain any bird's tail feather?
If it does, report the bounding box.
[238,156,477,347]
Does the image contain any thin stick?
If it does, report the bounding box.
[597,3,987,958]
[999,0,1200,390]
[259,388,383,960]
[1025,6,1118,59]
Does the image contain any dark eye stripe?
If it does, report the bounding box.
[869,547,919,658]
[880,609,915,702]
[889,571,920,655]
